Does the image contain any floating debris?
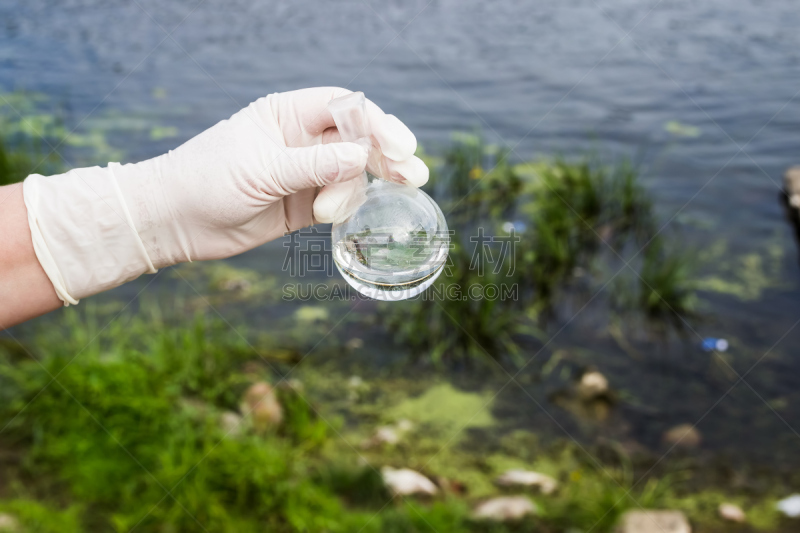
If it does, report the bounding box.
[664,120,701,138]
[777,494,800,518]
[701,338,728,352]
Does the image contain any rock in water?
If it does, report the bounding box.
[617,510,691,533]
[495,470,558,495]
[718,502,746,523]
[472,496,537,521]
[785,167,800,208]
[777,494,800,518]
[240,382,283,432]
[381,467,438,496]
[577,371,609,400]
[345,337,364,350]
[662,424,701,448]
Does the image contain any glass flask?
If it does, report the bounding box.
[325,93,449,301]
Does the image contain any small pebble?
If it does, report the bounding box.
[718,502,746,523]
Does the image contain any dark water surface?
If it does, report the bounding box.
[3,0,800,468]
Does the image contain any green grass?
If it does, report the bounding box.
[0,302,786,532]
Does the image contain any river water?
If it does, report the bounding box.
[3,0,800,468]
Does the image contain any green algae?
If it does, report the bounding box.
[386,382,495,434]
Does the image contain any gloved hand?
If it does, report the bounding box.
[23,87,429,305]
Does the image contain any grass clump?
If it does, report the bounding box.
[0,306,360,532]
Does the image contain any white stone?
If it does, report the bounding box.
[472,496,536,521]
[362,420,414,448]
[777,494,800,518]
[495,469,558,495]
[718,502,746,523]
[374,427,400,445]
[662,424,702,448]
[0,514,18,532]
[381,467,438,496]
[345,338,364,350]
[617,510,691,533]
[784,167,800,208]
[578,371,609,399]
[219,411,243,437]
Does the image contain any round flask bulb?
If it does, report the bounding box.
[332,178,449,301]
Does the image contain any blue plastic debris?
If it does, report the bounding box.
[701,338,728,352]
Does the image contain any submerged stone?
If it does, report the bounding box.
[662,424,701,448]
[577,371,609,400]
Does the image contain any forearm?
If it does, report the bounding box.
[0,183,61,329]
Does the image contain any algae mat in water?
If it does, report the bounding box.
[386,383,495,434]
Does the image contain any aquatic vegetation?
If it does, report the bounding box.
[636,238,697,321]
[0,89,187,180]
[664,120,701,138]
[383,136,693,364]
[440,132,523,221]
[385,382,495,434]
[693,238,788,301]
[0,138,32,185]
[382,240,533,366]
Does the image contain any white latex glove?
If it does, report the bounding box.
[23,87,429,305]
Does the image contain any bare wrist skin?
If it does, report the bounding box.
[0,183,61,329]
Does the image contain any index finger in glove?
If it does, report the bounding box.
[321,127,428,187]
[270,87,418,162]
